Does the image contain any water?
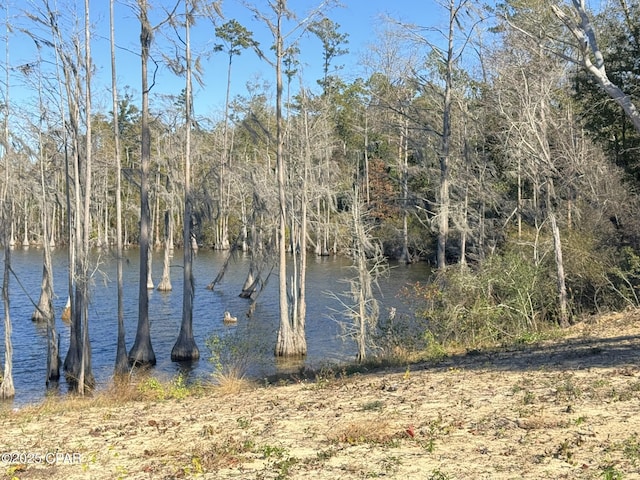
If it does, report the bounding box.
[0,247,430,406]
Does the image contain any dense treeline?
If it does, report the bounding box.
[2,0,640,398]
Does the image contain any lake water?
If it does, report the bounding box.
[0,247,430,406]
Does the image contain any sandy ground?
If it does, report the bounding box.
[1,311,640,480]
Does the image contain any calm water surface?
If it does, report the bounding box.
[0,247,430,406]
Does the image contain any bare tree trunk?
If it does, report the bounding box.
[22,205,29,247]
[77,0,95,395]
[129,0,156,367]
[400,118,411,264]
[0,9,14,398]
[549,211,569,327]
[364,113,370,205]
[153,173,161,249]
[40,0,94,392]
[349,182,382,364]
[172,0,199,362]
[1,240,14,400]
[157,210,173,291]
[437,0,456,270]
[32,47,55,330]
[33,65,60,382]
[272,4,307,357]
[111,0,129,377]
[32,237,54,323]
[274,4,292,356]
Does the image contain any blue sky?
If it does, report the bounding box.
[3,0,447,121]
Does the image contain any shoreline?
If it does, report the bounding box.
[1,311,639,479]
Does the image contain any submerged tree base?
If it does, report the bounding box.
[64,373,95,394]
[171,338,200,362]
[128,342,156,368]
[0,379,15,400]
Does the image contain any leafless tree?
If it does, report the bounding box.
[111,0,129,377]
[248,0,337,357]
[129,0,180,366]
[0,3,14,399]
[171,0,204,362]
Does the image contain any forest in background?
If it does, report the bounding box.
[2,0,640,398]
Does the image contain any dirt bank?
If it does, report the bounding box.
[1,311,640,479]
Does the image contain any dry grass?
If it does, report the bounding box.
[212,371,255,396]
[1,312,640,479]
[329,419,401,445]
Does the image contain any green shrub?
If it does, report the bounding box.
[607,246,640,308]
[411,244,558,349]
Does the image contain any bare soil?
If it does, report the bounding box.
[2,311,640,480]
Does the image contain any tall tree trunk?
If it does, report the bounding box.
[350,182,381,364]
[0,10,14,398]
[437,0,456,270]
[259,0,333,356]
[111,0,129,377]
[274,4,291,356]
[129,0,156,367]
[46,0,94,392]
[273,0,307,358]
[31,42,60,385]
[77,0,95,395]
[172,0,199,362]
[400,118,411,264]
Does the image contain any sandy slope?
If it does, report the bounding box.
[1,312,640,480]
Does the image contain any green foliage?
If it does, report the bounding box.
[558,223,640,314]
[206,330,268,381]
[411,245,557,349]
[608,246,640,308]
[600,464,624,480]
[403,218,640,353]
[623,434,640,465]
[259,444,298,480]
[136,374,190,401]
[427,469,451,480]
[423,331,448,361]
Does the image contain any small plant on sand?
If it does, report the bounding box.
[237,416,251,429]
[6,464,25,480]
[428,469,451,480]
[115,465,128,479]
[313,367,332,388]
[137,377,165,399]
[419,414,450,453]
[522,390,536,405]
[169,373,190,399]
[183,456,204,476]
[555,375,582,401]
[315,448,337,461]
[622,434,640,465]
[259,444,297,480]
[601,464,624,480]
[380,455,401,474]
